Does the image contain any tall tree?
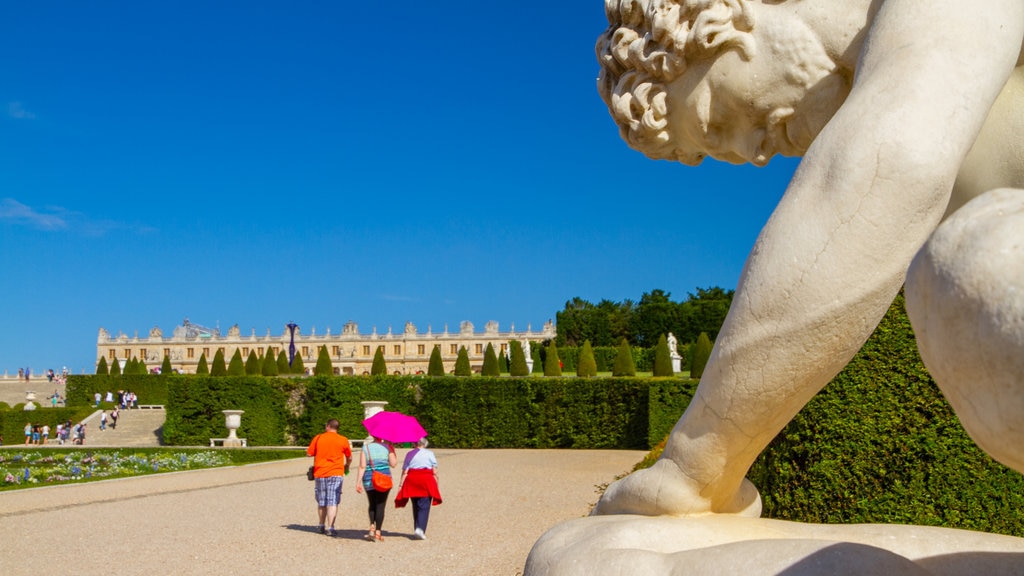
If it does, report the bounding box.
[612,338,636,377]
[544,342,562,376]
[481,343,500,376]
[228,349,246,375]
[509,340,529,376]
[427,345,445,376]
[454,346,471,376]
[110,358,122,376]
[196,353,209,375]
[210,349,227,376]
[315,346,333,376]
[245,350,261,375]
[653,333,674,376]
[691,332,713,379]
[262,347,279,376]
[577,340,597,378]
[371,346,387,375]
[96,356,109,375]
[160,355,173,375]
[631,289,679,347]
[531,344,543,374]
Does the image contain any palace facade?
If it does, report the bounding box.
[96,319,556,375]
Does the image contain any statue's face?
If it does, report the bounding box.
[663,18,844,166]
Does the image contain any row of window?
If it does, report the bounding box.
[107,342,511,362]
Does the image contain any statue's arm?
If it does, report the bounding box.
[663,0,1024,507]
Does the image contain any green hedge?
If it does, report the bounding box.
[747,292,1024,536]
[162,376,291,446]
[0,406,97,445]
[297,376,419,444]
[66,374,172,406]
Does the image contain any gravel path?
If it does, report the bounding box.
[0,448,643,575]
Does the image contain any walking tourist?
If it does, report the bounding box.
[110,408,118,430]
[41,424,49,444]
[356,436,397,542]
[24,422,31,445]
[306,418,352,537]
[100,411,107,431]
[395,437,442,540]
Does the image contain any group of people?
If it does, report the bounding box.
[23,420,87,445]
[94,390,139,409]
[306,419,443,541]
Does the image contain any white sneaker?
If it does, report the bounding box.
[414,528,426,540]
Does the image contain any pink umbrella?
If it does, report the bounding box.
[362,411,427,443]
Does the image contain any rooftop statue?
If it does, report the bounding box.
[527,0,1024,572]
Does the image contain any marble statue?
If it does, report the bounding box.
[526,0,1024,573]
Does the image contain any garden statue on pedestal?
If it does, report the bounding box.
[526,0,1024,573]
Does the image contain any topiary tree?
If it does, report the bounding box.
[227,349,246,375]
[210,349,227,376]
[653,333,674,377]
[161,355,173,375]
[691,332,713,379]
[371,346,387,375]
[315,346,334,376]
[277,351,289,374]
[137,358,147,375]
[196,353,209,375]
[454,346,471,376]
[427,345,445,376]
[509,340,529,376]
[499,347,509,373]
[481,343,500,376]
[531,344,543,374]
[612,338,636,377]
[96,356,109,375]
[544,342,562,376]
[110,358,122,376]
[577,340,598,378]
[125,357,137,375]
[291,353,306,375]
[262,347,279,376]
[245,350,261,375]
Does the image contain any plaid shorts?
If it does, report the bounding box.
[314,476,344,507]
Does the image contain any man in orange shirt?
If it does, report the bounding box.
[306,418,352,536]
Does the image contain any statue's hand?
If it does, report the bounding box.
[592,459,762,517]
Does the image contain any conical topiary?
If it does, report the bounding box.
[196,353,209,375]
[161,355,173,375]
[691,332,713,379]
[262,347,279,376]
[481,343,500,376]
[245,350,261,375]
[96,356,109,375]
[454,346,471,376]
[228,349,245,375]
[371,346,387,375]
[509,340,529,376]
[544,342,562,376]
[211,349,227,376]
[612,338,636,377]
[576,340,597,378]
[427,345,445,376]
[653,333,674,377]
[315,346,333,376]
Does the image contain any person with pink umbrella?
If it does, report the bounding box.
[395,436,442,539]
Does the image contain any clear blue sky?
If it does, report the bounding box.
[0,2,797,375]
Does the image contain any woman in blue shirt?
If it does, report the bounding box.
[355,436,397,542]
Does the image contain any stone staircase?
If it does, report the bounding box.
[81,406,165,447]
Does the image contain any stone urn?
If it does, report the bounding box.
[24,391,37,411]
[360,401,388,441]
[223,410,244,441]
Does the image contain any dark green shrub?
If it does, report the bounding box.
[531,345,543,374]
[110,359,122,376]
[277,351,289,375]
[196,353,209,375]
[652,334,674,377]
[612,339,636,377]
[96,356,108,375]
[291,353,306,375]
[227,350,245,376]
[161,355,173,375]
[481,343,500,376]
[245,351,261,375]
[544,342,562,377]
[210,350,227,376]
[691,332,713,378]
[371,347,386,376]
[315,346,333,376]
[262,347,279,376]
[509,341,529,376]
[577,340,597,378]
[454,347,471,376]
[427,346,444,376]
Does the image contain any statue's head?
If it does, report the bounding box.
[597,0,845,166]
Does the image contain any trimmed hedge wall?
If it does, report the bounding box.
[162,376,292,446]
[66,374,172,406]
[747,292,1024,536]
[0,406,97,445]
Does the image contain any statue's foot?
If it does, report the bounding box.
[592,458,761,517]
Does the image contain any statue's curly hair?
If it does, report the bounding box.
[596,0,756,163]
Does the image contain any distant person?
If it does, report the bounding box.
[100,411,107,431]
[94,392,101,407]
[356,436,397,542]
[395,437,442,540]
[306,418,352,537]
[110,408,118,430]
[41,424,49,444]
[24,423,31,445]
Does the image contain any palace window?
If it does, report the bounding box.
[450,344,458,355]
[417,344,425,355]
[124,349,131,359]
[140,349,147,360]
[203,348,210,358]
[187,348,194,359]
[242,347,249,357]
[332,346,340,356]
[163,348,170,359]
[475,343,483,354]
[394,345,401,355]
[109,349,116,360]
[362,345,370,356]
[301,346,309,357]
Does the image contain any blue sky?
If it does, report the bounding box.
[0,2,797,375]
